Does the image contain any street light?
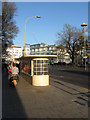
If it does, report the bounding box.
[81,22,87,71]
[24,16,41,56]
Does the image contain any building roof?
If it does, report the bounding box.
[30,42,46,46]
[30,43,56,48]
[12,45,22,48]
[25,44,30,46]
[48,44,56,47]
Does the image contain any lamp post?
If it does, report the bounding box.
[81,22,87,71]
[24,16,40,56]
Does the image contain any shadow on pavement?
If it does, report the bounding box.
[20,72,32,85]
[50,79,89,107]
[2,71,27,119]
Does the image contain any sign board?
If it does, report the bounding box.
[83,56,87,58]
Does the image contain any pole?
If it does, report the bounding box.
[23,16,40,57]
[81,23,87,71]
[84,26,86,71]
[24,23,26,56]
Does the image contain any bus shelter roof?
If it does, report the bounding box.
[16,55,57,60]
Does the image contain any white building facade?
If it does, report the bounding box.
[6,45,23,61]
[57,47,71,64]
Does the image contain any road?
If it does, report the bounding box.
[49,65,89,89]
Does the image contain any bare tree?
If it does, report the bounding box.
[56,24,84,64]
[2,2,19,55]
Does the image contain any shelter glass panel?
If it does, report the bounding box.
[33,60,48,75]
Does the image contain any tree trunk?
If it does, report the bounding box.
[72,50,75,65]
[72,55,74,64]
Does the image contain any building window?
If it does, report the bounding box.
[49,47,51,50]
[35,49,38,52]
[39,48,42,51]
[40,44,43,47]
[44,48,47,50]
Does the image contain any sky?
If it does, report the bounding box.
[13,2,88,48]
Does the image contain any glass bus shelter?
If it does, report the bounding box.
[19,55,57,86]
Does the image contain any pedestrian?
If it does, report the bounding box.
[11,63,19,82]
[8,64,12,73]
[24,65,27,71]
